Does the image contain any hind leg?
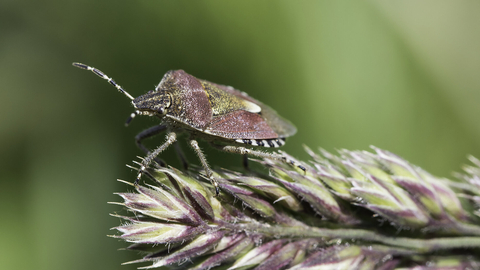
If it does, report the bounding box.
[211,144,306,173]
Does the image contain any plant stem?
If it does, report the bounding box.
[223,222,480,253]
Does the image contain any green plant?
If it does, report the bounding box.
[111,147,480,269]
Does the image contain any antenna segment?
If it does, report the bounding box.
[73,62,135,100]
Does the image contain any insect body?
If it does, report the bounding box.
[73,62,302,195]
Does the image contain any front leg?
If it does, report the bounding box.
[136,131,177,185]
[135,125,189,169]
[135,125,167,167]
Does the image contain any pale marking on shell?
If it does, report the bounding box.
[242,99,261,114]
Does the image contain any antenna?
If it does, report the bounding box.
[72,62,135,100]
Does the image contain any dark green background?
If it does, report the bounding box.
[2,1,480,269]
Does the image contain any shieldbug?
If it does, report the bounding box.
[73,62,304,195]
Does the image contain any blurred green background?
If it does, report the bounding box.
[2,1,480,269]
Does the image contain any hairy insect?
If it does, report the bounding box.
[73,62,304,195]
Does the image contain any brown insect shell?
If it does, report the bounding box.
[152,70,297,142]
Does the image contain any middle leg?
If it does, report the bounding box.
[189,139,219,196]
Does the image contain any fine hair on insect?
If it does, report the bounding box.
[73,62,305,196]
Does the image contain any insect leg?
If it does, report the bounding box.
[135,125,168,167]
[189,139,219,196]
[136,131,177,185]
[243,154,250,171]
[214,145,306,173]
[174,142,189,170]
